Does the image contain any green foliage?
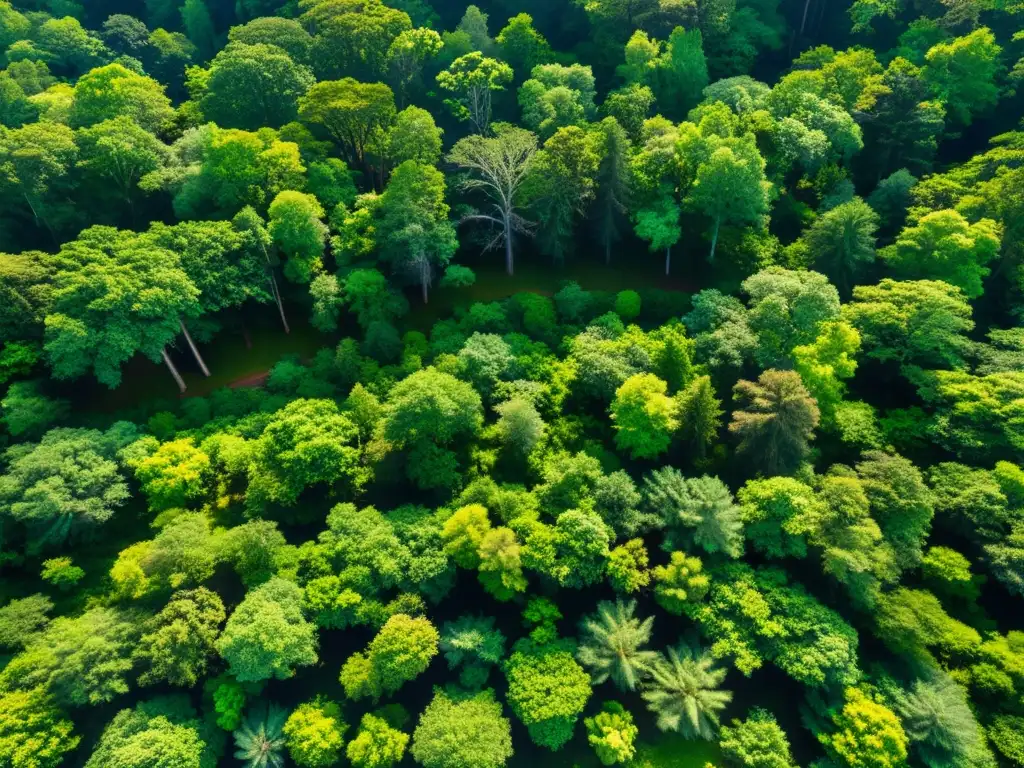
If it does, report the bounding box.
[347,713,408,768]
[283,698,347,768]
[891,673,985,768]
[340,614,438,701]
[719,708,795,768]
[652,552,710,615]
[411,688,513,768]
[234,702,287,768]
[440,615,506,688]
[86,697,215,768]
[577,600,658,691]
[0,687,79,768]
[607,539,652,594]
[217,578,318,683]
[643,643,732,739]
[505,638,592,750]
[38,557,83,590]
[0,595,52,650]
[643,470,744,558]
[820,688,908,768]
[585,701,638,765]
[730,370,820,475]
[135,588,225,688]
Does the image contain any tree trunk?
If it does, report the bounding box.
[162,348,187,393]
[665,246,671,276]
[800,0,812,34]
[505,221,514,276]
[179,319,211,377]
[421,256,430,304]
[268,274,290,334]
[708,217,721,263]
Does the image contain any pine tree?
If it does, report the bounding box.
[643,643,732,739]
[576,600,658,691]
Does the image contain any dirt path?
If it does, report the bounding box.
[227,370,271,389]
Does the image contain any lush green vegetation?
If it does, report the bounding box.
[0,0,1023,766]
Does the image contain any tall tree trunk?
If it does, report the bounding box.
[162,348,186,393]
[665,246,671,276]
[268,273,290,334]
[708,217,721,263]
[800,0,812,34]
[505,220,514,276]
[179,319,211,377]
[420,255,430,304]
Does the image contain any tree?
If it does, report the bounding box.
[577,600,658,691]
[802,198,878,296]
[589,117,632,264]
[441,504,491,569]
[0,607,140,707]
[856,451,933,569]
[299,79,396,173]
[0,688,79,768]
[610,373,679,460]
[411,689,513,768]
[891,673,984,768]
[602,84,655,142]
[652,552,710,614]
[0,426,131,552]
[737,476,823,559]
[792,320,861,425]
[494,398,546,456]
[222,520,286,587]
[0,595,52,650]
[234,703,287,768]
[135,588,225,688]
[86,697,215,768]
[0,122,78,239]
[643,643,732,739]
[436,52,513,135]
[347,713,408,768]
[43,228,200,390]
[340,614,438,700]
[843,279,974,370]
[181,0,216,60]
[677,375,723,461]
[643,470,745,558]
[200,43,315,130]
[585,701,638,766]
[518,64,596,138]
[440,615,506,688]
[607,539,652,593]
[69,63,173,133]
[447,125,537,275]
[228,18,313,63]
[881,210,1000,299]
[376,161,457,303]
[687,136,772,262]
[495,13,553,76]
[35,17,106,78]
[719,708,795,768]
[77,116,169,220]
[246,398,362,511]
[301,0,411,81]
[922,28,1001,126]
[129,437,211,512]
[387,106,443,167]
[525,126,600,263]
[478,526,529,601]
[268,191,328,285]
[387,28,442,108]
[730,370,820,475]
[633,194,681,276]
[505,638,593,750]
[216,578,318,683]
[382,367,483,447]
[283,698,347,768]
[821,688,908,768]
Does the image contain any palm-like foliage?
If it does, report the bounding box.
[892,673,983,768]
[643,469,744,558]
[642,643,732,739]
[233,702,288,768]
[577,599,658,691]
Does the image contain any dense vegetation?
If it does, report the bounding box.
[0,0,1023,766]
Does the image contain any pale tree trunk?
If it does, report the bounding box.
[270,276,290,335]
[708,217,721,263]
[665,246,671,276]
[162,348,186,393]
[420,254,430,304]
[179,319,210,377]
[505,220,514,276]
[800,0,812,33]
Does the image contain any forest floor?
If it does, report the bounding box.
[74,252,700,414]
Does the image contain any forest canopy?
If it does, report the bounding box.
[0,0,1023,766]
